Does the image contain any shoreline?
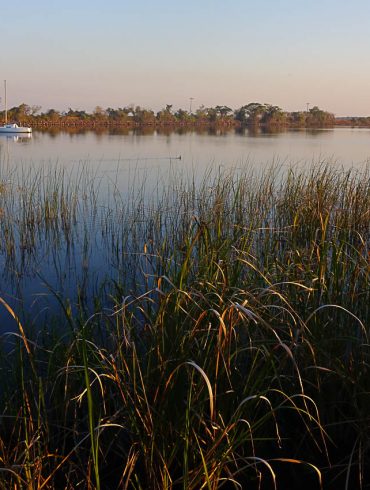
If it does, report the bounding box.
[3,119,360,130]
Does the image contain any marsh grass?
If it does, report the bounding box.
[0,161,369,489]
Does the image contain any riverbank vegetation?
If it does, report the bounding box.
[0,163,369,489]
[0,102,336,130]
[336,116,370,127]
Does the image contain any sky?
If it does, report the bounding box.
[1,0,370,116]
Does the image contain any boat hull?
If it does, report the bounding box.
[0,126,32,133]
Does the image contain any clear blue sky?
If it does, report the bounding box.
[1,0,370,116]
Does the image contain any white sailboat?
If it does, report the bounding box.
[0,80,32,133]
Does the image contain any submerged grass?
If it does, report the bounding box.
[0,162,369,489]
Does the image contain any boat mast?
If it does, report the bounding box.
[4,80,7,124]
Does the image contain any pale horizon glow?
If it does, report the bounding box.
[1,0,370,117]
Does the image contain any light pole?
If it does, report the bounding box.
[189,97,194,114]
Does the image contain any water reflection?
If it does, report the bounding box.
[0,133,32,143]
[0,128,369,337]
[1,126,369,177]
[0,133,32,163]
[235,126,285,136]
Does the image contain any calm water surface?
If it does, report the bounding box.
[0,127,369,335]
[1,127,370,171]
[1,127,369,202]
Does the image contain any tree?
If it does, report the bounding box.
[174,108,191,122]
[133,106,156,125]
[234,106,248,124]
[157,104,176,125]
[195,105,208,123]
[307,106,335,127]
[106,107,131,123]
[93,106,107,119]
[45,109,61,121]
[288,111,307,126]
[206,107,218,122]
[243,103,267,125]
[215,105,232,118]
[261,105,287,126]
[9,103,32,121]
[234,103,267,125]
[30,105,42,116]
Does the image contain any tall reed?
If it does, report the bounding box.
[0,161,368,489]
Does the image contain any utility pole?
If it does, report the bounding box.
[189,97,194,114]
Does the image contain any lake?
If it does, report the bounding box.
[0,127,369,334]
[2,127,370,173]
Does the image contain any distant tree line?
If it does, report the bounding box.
[335,116,370,127]
[0,102,338,128]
